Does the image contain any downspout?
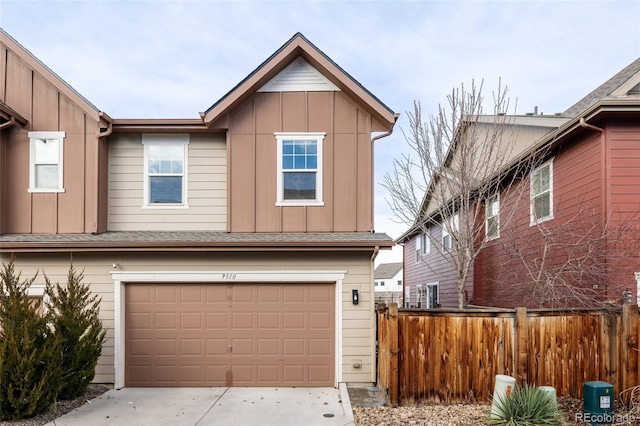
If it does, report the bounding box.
[0,116,16,131]
[370,113,400,232]
[98,112,113,138]
[579,118,609,298]
[579,118,606,224]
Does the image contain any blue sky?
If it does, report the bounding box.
[1,0,639,264]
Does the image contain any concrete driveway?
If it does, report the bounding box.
[46,384,354,426]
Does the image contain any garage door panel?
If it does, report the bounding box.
[181,312,203,329]
[125,283,334,387]
[309,312,332,329]
[232,311,255,328]
[206,312,228,329]
[155,286,178,303]
[155,312,177,329]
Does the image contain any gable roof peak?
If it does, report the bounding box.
[563,56,640,117]
[202,33,396,131]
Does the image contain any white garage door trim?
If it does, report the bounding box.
[111,270,346,389]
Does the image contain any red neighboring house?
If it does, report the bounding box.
[399,58,640,309]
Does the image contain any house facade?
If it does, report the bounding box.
[0,30,398,388]
[373,262,403,305]
[400,58,640,309]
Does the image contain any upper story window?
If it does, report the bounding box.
[143,134,189,208]
[28,131,65,193]
[531,160,553,224]
[421,232,431,255]
[415,234,422,263]
[485,195,500,240]
[442,214,459,252]
[275,132,324,206]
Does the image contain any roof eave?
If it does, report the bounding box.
[201,33,396,131]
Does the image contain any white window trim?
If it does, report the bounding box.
[404,285,411,308]
[530,159,554,225]
[275,132,325,206]
[415,234,422,264]
[28,131,65,193]
[485,194,500,240]
[142,134,189,209]
[111,269,346,390]
[426,282,440,308]
[422,232,431,254]
[441,214,458,253]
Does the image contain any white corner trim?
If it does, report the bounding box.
[111,270,347,389]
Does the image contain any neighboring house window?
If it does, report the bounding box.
[485,195,500,240]
[374,281,378,287]
[531,160,553,224]
[380,281,385,286]
[415,235,422,263]
[416,284,423,308]
[275,132,325,206]
[421,232,431,254]
[143,134,189,208]
[28,131,65,192]
[398,280,402,287]
[442,214,458,252]
[426,282,439,308]
[404,285,411,308]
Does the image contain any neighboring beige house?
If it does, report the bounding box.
[0,30,398,388]
[373,262,403,305]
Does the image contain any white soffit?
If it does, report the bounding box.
[258,57,340,92]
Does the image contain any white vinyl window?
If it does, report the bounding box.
[415,235,422,263]
[531,160,553,224]
[485,195,500,240]
[28,131,65,192]
[275,132,324,206]
[426,282,439,308]
[442,214,458,252]
[404,285,411,308]
[143,134,189,208]
[422,232,431,254]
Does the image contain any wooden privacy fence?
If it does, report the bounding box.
[377,303,639,406]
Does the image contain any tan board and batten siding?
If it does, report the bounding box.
[228,90,375,233]
[9,252,376,386]
[0,37,106,235]
[108,133,227,231]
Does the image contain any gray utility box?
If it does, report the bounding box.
[583,381,614,426]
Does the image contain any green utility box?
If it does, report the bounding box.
[583,381,614,426]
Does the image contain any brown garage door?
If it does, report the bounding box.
[125,283,335,387]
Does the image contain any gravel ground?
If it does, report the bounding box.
[353,396,637,425]
[0,384,111,426]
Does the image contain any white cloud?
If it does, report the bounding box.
[2,0,639,250]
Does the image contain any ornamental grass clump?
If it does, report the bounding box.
[486,383,563,426]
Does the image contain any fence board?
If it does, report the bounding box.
[377,304,640,405]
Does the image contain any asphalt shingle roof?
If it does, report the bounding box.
[374,262,403,279]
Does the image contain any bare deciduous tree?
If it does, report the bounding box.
[383,80,536,308]
[497,206,640,310]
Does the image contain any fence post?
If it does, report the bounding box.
[621,303,639,392]
[389,302,399,406]
[515,307,528,383]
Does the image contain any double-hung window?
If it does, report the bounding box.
[441,214,458,252]
[421,232,431,255]
[485,195,500,240]
[275,132,324,206]
[143,134,189,207]
[28,131,65,192]
[531,160,553,224]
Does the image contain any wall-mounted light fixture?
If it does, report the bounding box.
[352,289,359,305]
